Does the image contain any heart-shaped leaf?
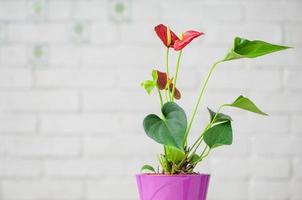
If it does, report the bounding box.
[141,164,156,173]
[207,107,232,124]
[223,37,290,61]
[143,102,187,150]
[226,95,268,115]
[204,121,233,149]
[165,146,186,163]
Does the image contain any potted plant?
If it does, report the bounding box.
[137,24,290,200]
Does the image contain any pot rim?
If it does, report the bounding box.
[136,173,210,177]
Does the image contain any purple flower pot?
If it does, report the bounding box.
[136,174,210,200]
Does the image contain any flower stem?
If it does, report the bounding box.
[165,48,172,101]
[156,86,163,108]
[188,104,225,157]
[199,145,208,158]
[183,60,222,146]
[172,50,182,102]
[200,147,210,159]
[164,90,168,102]
[189,136,204,157]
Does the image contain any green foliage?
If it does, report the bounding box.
[141,165,156,173]
[143,102,187,150]
[141,80,156,95]
[152,69,158,80]
[204,121,233,149]
[165,146,186,163]
[204,95,266,150]
[141,70,158,95]
[190,154,202,164]
[207,107,232,124]
[226,95,268,115]
[224,37,290,61]
[141,32,290,174]
[158,155,172,172]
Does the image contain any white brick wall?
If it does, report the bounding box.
[0,0,301,200]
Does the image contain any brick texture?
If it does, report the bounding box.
[0,0,301,200]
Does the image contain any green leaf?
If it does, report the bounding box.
[165,146,186,163]
[224,37,291,61]
[141,164,156,173]
[204,121,233,149]
[227,95,268,115]
[143,102,187,150]
[158,155,171,172]
[140,70,158,95]
[152,69,158,81]
[207,107,232,124]
[191,154,202,164]
[141,80,156,95]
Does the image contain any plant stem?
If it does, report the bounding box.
[164,90,168,102]
[171,164,175,174]
[187,105,228,171]
[157,155,164,173]
[176,152,188,170]
[156,86,163,108]
[183,60,223,146]
[165,48,172,101]
[189,146,210,171]
[181,104,226,173]
[178,61,223,170]
[189,137,204,157]
[200,145,208,158]
[200,147,210,159]
[190,135,203,154]
[188,104,225,157]
[171,50,182,101]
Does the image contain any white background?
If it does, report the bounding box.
[0,0,301,199]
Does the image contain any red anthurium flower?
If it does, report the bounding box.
[169,83,181,100]
[154,24,179,48]
[156,70,181,100]
[156,70,168,90]
[173,31,204,51]
[154,24,204,50]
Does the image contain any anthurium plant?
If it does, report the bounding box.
[141,24,290,174]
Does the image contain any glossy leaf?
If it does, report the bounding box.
[224,37,290,61]
[207,107,232,124]
[191,154,202,164]
[226,95,268,115]
[141,80,156,95]
[141,70,158,95]
[143,102,187,150]
[204,121,233,149]
[152,69,158,81]
[158,155,171,172]
[141,164,156,173]
[165,146,186,163]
